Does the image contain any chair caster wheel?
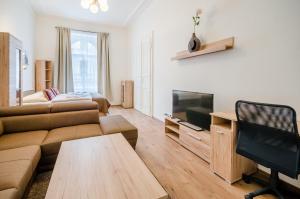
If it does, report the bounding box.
[242,174,251,184]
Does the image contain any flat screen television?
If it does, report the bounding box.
[172,90,214,131]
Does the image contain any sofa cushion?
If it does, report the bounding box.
[0,188,19,199]
[41,124,102,156]
[100,115,138,140]
[0,161,31,190]
[0,131,48,151]
[0,146,41,171]
[0,146,41,198]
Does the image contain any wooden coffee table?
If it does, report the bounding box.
[45,133,168,199]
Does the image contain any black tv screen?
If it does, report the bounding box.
[172,90,214,130]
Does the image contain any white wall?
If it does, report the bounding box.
[129,0,300,187]
[35,15,130,105]
[0,0,36,91]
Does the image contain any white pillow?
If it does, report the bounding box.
[23,91,49,103]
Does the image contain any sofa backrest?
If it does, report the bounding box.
[0,101,100,134]
[0,104,50,117]
[48,110,100,130]
[50,100,98,113]
[1,114,50,133]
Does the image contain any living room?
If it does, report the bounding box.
[0,0,300,199]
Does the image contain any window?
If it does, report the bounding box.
[71,30,98,92]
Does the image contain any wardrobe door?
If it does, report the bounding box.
[0,33,23,107]
[0,33,9,107]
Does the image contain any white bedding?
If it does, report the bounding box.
[51,93,92,103]
[23,92,93,105]
[23,92,110,113]
[23,91,49,104]
[23,101,51,106]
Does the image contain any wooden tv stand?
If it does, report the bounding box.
[165,117,211,163]
[165,113,257,184]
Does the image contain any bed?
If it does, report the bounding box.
[23,91,110,114]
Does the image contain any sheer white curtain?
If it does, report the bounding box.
[97,33,112,100]
[56,27,73,93]
[71,31,98,93]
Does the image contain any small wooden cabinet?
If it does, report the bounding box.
[121,80,133,108]
[210,112,257,183]
[210,125,233,181]
[35,60,53,91]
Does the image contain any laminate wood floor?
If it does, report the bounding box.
[26,106,298,199]
[109,106,281,199]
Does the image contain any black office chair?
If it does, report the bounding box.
[235,100,300,199]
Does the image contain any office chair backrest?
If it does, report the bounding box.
[235,100,300,178]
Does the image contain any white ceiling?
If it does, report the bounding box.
[29,0,147,26]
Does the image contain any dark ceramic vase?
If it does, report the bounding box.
[188,33,201,52]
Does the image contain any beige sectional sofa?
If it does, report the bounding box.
[0,146,40,199]
[0,101,138,199]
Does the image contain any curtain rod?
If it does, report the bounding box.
[55,26,108,34]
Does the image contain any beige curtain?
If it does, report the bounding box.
[97,32,112,100]
[55,27,73,93]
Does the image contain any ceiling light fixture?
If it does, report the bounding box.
[81,0,109,13]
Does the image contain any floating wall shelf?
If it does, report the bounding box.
[171,37,235,61]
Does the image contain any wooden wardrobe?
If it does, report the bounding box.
[0,32,23,107]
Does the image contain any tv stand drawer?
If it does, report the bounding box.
[180,132,210,162]
[180,125,210,145]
